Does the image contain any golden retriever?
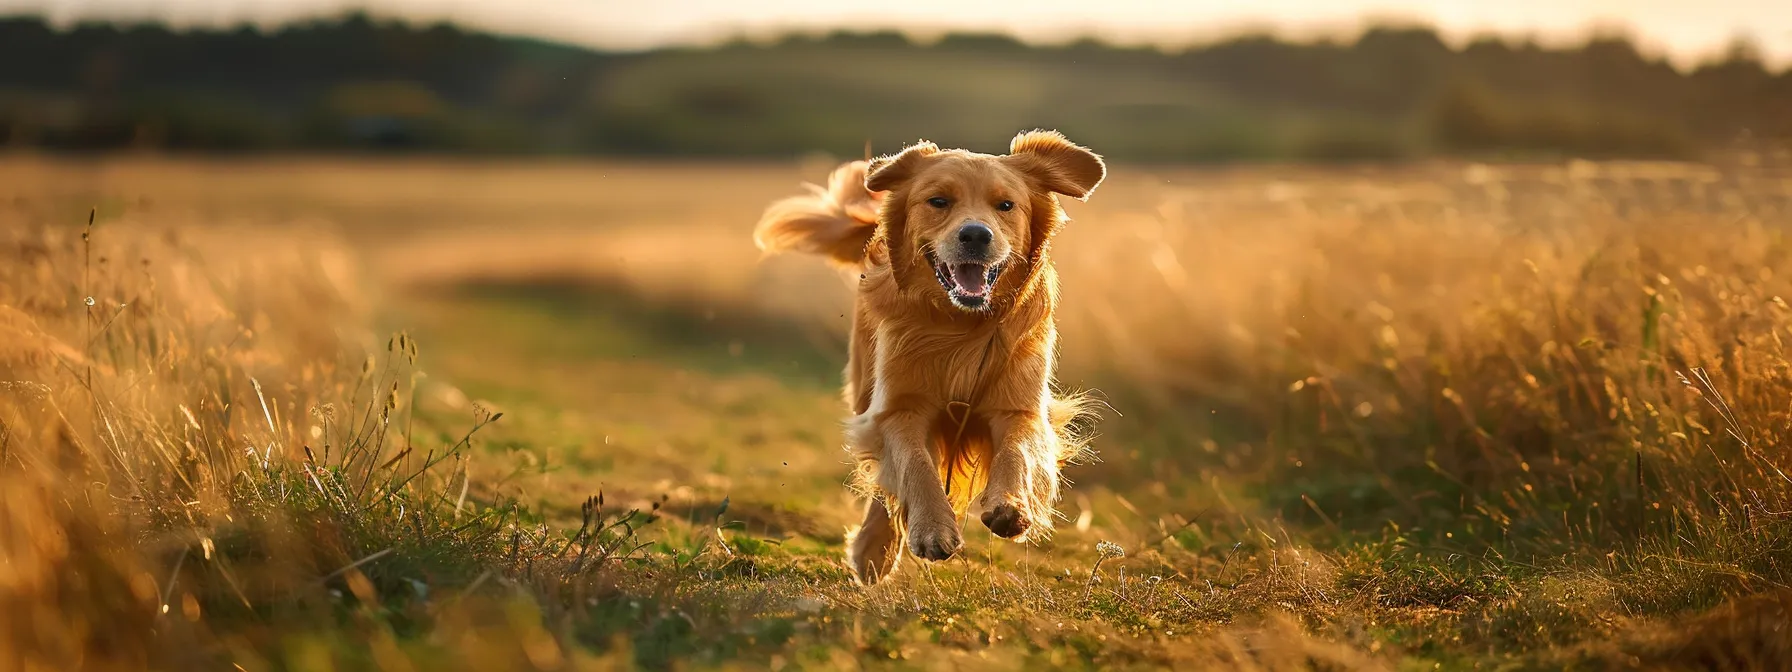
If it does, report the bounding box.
[754,130,1105,584]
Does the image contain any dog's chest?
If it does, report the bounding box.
[872,324,1005,402]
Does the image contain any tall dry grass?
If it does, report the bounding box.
[1043,159,1792,665]
[1064,160,1792,536]
[0,207,654,670]
[0,208,363,667]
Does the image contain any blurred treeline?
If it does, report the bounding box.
[1,13,1788,161]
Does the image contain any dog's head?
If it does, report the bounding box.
[866,130,1104,312]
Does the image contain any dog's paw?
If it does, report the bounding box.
[907,520,963,561]
[980,503,1033,539]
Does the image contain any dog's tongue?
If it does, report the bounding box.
[952,264,989,295]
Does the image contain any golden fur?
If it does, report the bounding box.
[754,130,1105,584]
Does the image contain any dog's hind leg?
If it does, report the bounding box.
[847,498,901,584]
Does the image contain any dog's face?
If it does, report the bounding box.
[866,131,1105,312]
[901,155,1030,310]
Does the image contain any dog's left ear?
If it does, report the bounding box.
[1003,130,1105,200]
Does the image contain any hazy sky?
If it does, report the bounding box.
[9,0,1791,67]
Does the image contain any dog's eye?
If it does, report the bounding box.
[997,200,1014,212]
[927,197,950,209]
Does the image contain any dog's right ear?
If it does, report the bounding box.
[865,141,940,192]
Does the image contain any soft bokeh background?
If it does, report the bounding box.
[0,5,1789,160]
[4,3,1792,671]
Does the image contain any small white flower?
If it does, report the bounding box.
[1096,540,1126,559]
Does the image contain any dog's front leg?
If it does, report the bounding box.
[976,409,1058,540]
[857,406,962,561]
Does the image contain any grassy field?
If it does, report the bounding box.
[5,153,1792,670]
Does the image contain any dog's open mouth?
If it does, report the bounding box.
[927,251,1005,309]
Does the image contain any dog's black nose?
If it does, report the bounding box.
[958,222,993,248]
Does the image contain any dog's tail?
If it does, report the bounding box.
[754,160,882,268]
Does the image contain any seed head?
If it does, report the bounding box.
[1096,541,1125,560]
